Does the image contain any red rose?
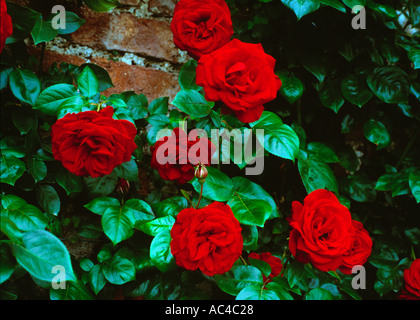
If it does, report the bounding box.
[288,189,355,272]
[403,259,420,299]
[248,252,283,282]
[196,39,282,123]
[150,127,216,185]
[0,0,13,53]
[51,106,137,178]
[170,0,233,60]
[339,220,372,275]
[170,202,243,276]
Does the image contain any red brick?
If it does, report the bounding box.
[148,0,178,16]
[27,47,180,103]
[70,5,181,64]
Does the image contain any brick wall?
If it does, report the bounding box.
[13,0,185,102]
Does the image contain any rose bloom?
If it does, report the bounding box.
[170,0,233,59]
[0,0,13,53]
[248,252,283,282]
[402,259,420,299]
[339,220,372,275]
[150,127,216,185]
[51,106,137,178]
[288,189,355,272]
[170,202,243,276]
[196,38,282,123]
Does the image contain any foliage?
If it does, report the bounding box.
[0,0,419,301]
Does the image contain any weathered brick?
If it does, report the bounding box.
[148,0,178,16]
[70,5,181,64]
[118,0,141,5]
[27,47,180,103]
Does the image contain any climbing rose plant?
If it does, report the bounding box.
[0,0,419,301]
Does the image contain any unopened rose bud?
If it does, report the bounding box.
[195,163,208,184]
[116,178,130,195]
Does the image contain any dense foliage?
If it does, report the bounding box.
[0,0,419,301]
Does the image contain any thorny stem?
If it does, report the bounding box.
[195,182,204,209]
[240,255,248,266]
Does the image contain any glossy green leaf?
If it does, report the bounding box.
[363,119,391,150]
[172,90,213,118]
[366,66,410,104]
[102,256,136,285]
[250,111,299,161]
[281,0,321,20]
[9,69,41,106]
[12,230,76,282]
[191,167,234,202]
[34,84,78,116]
[149,230,175,273]
[341,74,373,107]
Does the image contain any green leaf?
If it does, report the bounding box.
[281,0,321,20]
[1,194,47,232]
[172,90,213,118]
[248,258,272,278]
[0,157,26,186]
[0,245,15,284]
[135,215,175,237]
[319,0,346,12]
[12,230,76,282]
[366,66,410,104]
[409,170,420,203]
[231,176,278,218]
[277,71,304,104]
[152,196,189,217]
[77,66,99,98]
[297,151,338,193]
[375,171,409,197]
[318,78,345,113]
[179,60,201,91]
[307,142,339,163]
[55,168,83,196]
[88,264,106,295]
[343,173,377,202]
[27,157,47,183]
[52,11,85,35]
[340,74,373,107]
[149,230,175,273]
[228,196,272,227]
[83,0,119,12]
[214,265,264,296]
[342,0,366,8]
[122,198,155,223]
[12,107,38,135]
[236,286,279,300]
[76,64,114,92]
[148,97,169,116]
[250,111,299,161]
[113,159,139,182]
[1,136,26,158]
[5,2,40,43]
[34,84,78,116]
[31,15,58,45]
[84,197,120,215]
[191,167,234,202]
[305,288,334,300]
[83,170,118,197]
[101,206,135,245]
[36,184,61,216]
[102,256,136,285]
[363,119,391,150]
[286,261,305,288]
[50,280,94,300]
[408,49,420,69]
[9,69,41,106]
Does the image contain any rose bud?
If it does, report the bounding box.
[194,163,208,184]
[116,178,130,195]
